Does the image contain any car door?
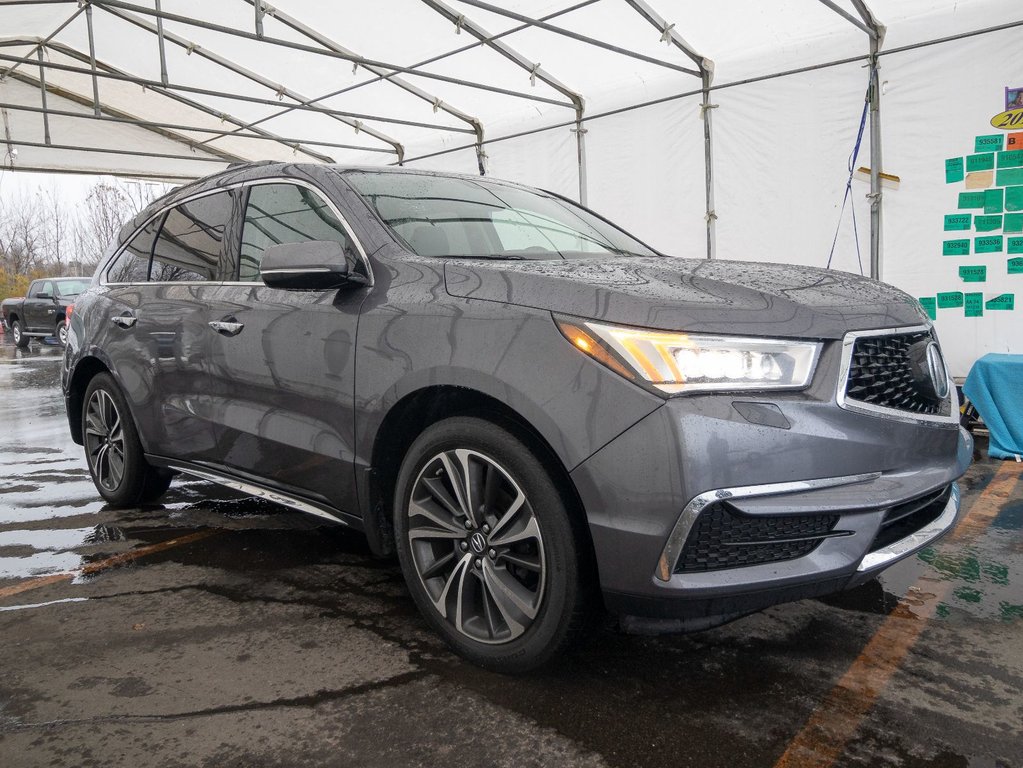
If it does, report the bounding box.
[100,191,232,463]
[201,179,369,516]
[25,280,56,332]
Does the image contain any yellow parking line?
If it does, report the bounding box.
[0,529,219,601]
[773,461,1022,768]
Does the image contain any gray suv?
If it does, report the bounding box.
[63,162,971,672]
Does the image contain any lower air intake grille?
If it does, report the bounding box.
[674,503,840,574]
[869,485,951,553]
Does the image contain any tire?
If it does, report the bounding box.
[57,319,68,347]
[82,373,173,506]
[394,416,590,673]
[11,319,30,349]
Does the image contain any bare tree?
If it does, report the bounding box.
[39,183,71,274]
[0,190,45,275]
[72,179,168,271]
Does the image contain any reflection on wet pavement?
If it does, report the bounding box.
[0,333,1020,768]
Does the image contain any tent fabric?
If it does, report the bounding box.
[1,0,1022,375]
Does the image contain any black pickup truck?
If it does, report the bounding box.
[1,277,91,347]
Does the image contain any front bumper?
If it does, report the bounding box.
[570,379,973,623]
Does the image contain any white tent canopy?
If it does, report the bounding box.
[2,0,1022,375]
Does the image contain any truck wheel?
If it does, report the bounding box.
[11,320,30,349]
[82,373,173,506]
[57,319,69,346]
[394,416,591,673]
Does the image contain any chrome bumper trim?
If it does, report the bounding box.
[655,471,882,582]
[164,463,349,525]
[856,482,960,571]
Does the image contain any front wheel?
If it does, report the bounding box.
[82,373,172,506]
[394,417,590,673]
[57,319,69,346]
[11,320,30,349]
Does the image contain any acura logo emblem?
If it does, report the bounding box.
[925,342,949,400]
[469,532,487,554]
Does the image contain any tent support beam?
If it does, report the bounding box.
[6,40,338,164]
[84,2,100,116]
[36,47,50,144]
[420,0,587,200]
[453,0,701,77]
[234,0,488,175]
[623,0,715,258]
[817,0,876,38]
[90,0,573,109]
[98,5,407,161]
[850,0,886,280]
[1,51,466,136]
[0,6,84,80]
[10,137,236,164]
[0,102,393,153]
[154,0,168,85]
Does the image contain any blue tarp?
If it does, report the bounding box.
[963,353,1023,460]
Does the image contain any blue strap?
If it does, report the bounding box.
[826,69,874,274]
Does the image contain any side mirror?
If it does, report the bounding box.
[260,240,363,290]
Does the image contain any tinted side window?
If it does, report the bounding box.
[151,191,232,282]
[240,183,353,282]
[106,218,160,283]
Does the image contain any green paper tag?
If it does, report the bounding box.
[959,191,986,209]
[1006,186,1023,212]
[959,265,987,282]
[998,149,1023,168]
[945,157,964,183]
[985,188,1005,214]
[985,293,1015,310]
[937,291,964,308]
[1008,236,1023,255]
[997,167,1023,186]
[942,239,970,256]
[965,292,984,317]
[967,153,996,172]
[976,235,1004,253]
[975,215,1003,232]
[976,134,1004,152]
[1008,257,1023,274]
[918,296,937,319]
[1005,213,1023,233]
[944,214,971,231]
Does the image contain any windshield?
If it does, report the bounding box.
[54,279,90,298]
[345,171,658,261]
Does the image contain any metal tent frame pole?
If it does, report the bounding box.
[624,0,714,259]
[421,0,588,202]
[818,0,885,280]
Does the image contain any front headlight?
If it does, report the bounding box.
[555,316,821,395]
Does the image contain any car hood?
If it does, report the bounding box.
[444,256,927,339]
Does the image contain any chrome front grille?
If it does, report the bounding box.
[838,326,954,422]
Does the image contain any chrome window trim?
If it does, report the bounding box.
[857,482,959,571]
[655,471,882,582]
[835,324,958,426]
[101,176,374,288]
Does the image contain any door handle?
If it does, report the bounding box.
[208,320,245,337]
[111,313,137,329]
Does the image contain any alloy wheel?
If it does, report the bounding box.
[58,323,68,346]
[407,449,546,644]
[84,389,126,493]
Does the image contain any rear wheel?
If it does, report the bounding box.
[11,320,30,349]
[394,416,590,673]
[82,373,172,506]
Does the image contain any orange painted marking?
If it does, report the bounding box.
[773,461,1022,768]
[0,529,218,601]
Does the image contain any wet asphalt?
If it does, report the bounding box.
[0,333,1020,768]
